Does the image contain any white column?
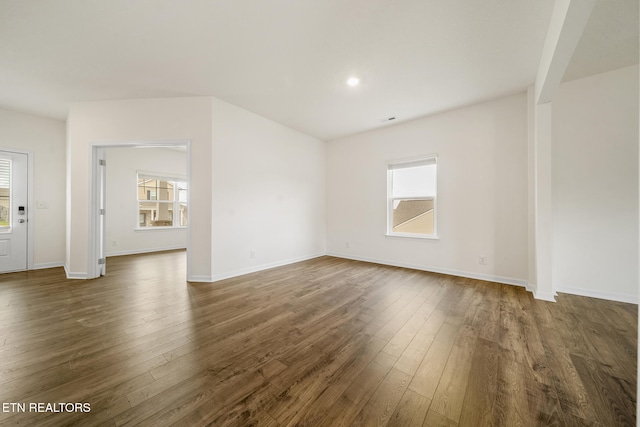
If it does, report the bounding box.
[528,0,596,301]
[532,101,555,301]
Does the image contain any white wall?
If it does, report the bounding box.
[105,147,187,257]
[0,108,66,268]
[553,65,639,303]
[66,96,325,282]
[326,94,529,285]
[66,97,213,280]
[210,98,326,280]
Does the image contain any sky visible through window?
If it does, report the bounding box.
[391,164,436,208]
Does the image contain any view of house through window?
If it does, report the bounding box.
[0,159,10,230]
[387,157,437,237]
[137,174,187,228]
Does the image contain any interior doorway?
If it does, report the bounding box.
[89,141,191,279]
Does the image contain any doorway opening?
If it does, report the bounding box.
[89,141,191,280]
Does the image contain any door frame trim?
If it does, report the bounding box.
[0,148,34,271]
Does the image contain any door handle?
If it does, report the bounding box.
[18,219,25,223]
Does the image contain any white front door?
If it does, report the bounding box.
[0,150,28,273]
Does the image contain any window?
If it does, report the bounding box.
[137,174,187,228]
[0,159,10,230]
[387,157,437,238]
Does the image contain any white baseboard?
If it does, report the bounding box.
[32,262,64,270]
[532,290,557,302]
[326,252,528,288]
[327,252,529,290]
[63,264,89,279]
[326,253,635,304]
[106,246,186,257]
[556,285,638,304]
[209,253,325,283]
[187,275,214,282]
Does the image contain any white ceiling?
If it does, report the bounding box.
[564,0,639,81]
[0,0,637,141]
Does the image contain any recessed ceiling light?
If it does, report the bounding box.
[346,77,360,87]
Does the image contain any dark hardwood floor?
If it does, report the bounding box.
[0,251,636,426]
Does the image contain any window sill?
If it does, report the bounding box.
[385,233,439,240]
[135,227,187,232]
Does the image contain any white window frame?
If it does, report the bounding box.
[386,156,438,239]
[136,172,187,230]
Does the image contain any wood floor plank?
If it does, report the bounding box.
[573,317,636,381]
[492,352,530,427]
[407,322,459,399]
[538,324,601,422]
[423,409,458,427]
[282,336,387,427]
[0,251,635,426]
[387,388,430,427]
[144,367,269,426]
[265,330,374,424]
[189,379,281,426]
[523,366,565,426]
[429,324,479,423]
[571,353,636,426]
[445,281,478,326]
[20,372,154,427]
[0,355,167,426]
[458,338,499,426]
[383,282,448,358]
[394,308,446,376]
[351,367,412,427]
[317,350,398,427]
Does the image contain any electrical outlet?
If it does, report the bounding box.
[111,241,117,246]
[345,242,350,248]
[479,256,488,265]
[250,250,255,259]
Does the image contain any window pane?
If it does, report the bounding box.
[137,175,187,228]
[0,160,10,229]
[392,164,436,198]
[176,181,187,203]
[163,181,174,201]
[178,203,188,226]
[137,178,173,201]
[392,199,434,235]
[138,202,174,227]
